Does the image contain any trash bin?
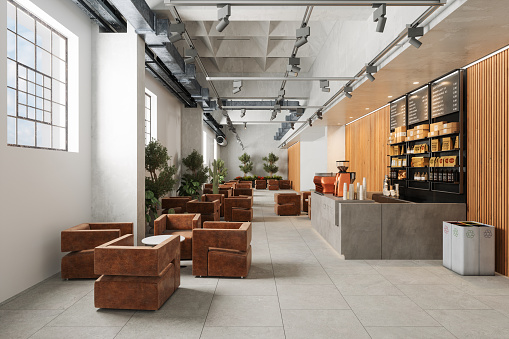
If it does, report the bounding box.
[445,221,495,276]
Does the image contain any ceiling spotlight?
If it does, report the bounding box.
[344,86,353,98]
[317,111,323,120]
[169,23,185,43]
[270,110,277,121]
[244,122,247,130]
[184,48,198,64]
[373,4,387,33]
[216,4,231,32]
[308,118,313,127]
[320,80,330,92]
[287,57,300,76]
[294,26,310,48]
[407,25,424,49]
[240,108,246,118]
[365,64,378,82]
[291,123,295,130]
[233,80,242,94]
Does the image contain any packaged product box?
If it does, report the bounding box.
[413,145,421,153]
[438,157,444,167]
[416,124,430,130]
[443,122,460,130]
[431,121,446,132]
[454,136,459,149]
[430,157,436,167]
[397,158,403,167]
[420,144,428,153]
[405,136,413,142]
[402,158,407,167]
[431,139,441,152]
[445,156,458,167]
[442,137,452,151]
[428,131,439,137]
[441,128,460,135]
[398,170,406,180]
[411,157,429,167]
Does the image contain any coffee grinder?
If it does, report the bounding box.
[334,160,356,197]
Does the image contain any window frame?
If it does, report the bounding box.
[6,0,69,151]
[144,92,152,145]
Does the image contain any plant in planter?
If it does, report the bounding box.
[145,140,177,233]
[263,152,279,176]
[208,159,228,194]
[238,152,253,177]
[178,149,209,198]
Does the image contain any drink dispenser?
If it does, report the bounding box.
[334,161,356,197]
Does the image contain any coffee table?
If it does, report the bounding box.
[142,235,185,246]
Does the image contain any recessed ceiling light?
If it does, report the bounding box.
[388,95,393,98]
[365,108,369,110]
[413,81,419,84]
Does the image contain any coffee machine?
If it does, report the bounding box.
[334,160,356,197]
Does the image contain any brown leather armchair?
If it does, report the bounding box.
[154,214,201,260]
[274,193,301,216]
[268,179,279,190]
[192,222,252,278]
[224,197,253,222]
[186,199,220,225]
[233,188,253,197]
[301,191,311,213]
[94,234,180,310]
[279,180,292,189]
[161,197,192,213]
[61,222,133,279]
[255,180,266,189]
[204,183,213,190]
[202,194,225,217]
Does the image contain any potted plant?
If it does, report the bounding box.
[145,140,177,234]
[208,159,228,194]
[238,152,253,178]
[178,149,209,199]
[263,152,279,177]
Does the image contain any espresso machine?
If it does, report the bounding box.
[334,160,356,197]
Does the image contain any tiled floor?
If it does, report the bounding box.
[2,189,509,338]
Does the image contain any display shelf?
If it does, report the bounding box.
[409,166,429,169]
[431,149,460,154]
[388,141,406,146]
[389,154,406,157]
[430,132,460,139]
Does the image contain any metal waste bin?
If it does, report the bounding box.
[444,221,495,276]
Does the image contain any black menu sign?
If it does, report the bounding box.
[407,86,429,125]
[390,96,406,130]
[431,71,460,118]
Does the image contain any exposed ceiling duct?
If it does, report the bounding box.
[69,0,127,33]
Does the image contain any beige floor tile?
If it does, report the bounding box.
[277,284,349,310]
[366,326,455,339]
[115,313,205,339]
[200,326,285,339]
[427,309,509,338]
[331,274,403,296]
[0,310,62,339]
[31,326,121,339]
[205,296,282,327]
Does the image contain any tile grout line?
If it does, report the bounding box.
[198,272,219,338]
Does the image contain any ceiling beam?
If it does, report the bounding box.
[222,105,323,109]
[206,76,359,81]
[165,0,445,6]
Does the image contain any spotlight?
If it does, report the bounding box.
[295,26,310,48]
[244,122,247,130]
[373,4,387,33]
[365,64,377,82]
[184,48,198,64]
[344,86,353,98]
[287,57,300,76]
[345,91,352,99]
[291,123,295,130]
[233,80,242,94]
[240,108,246,118]
[317,111,323,120]
[407,25,424,49]
[216,4,231,32]
[320,80,330,92]
[366,73,375,82]
[270,110,277,121]
[169,23,185,43]
[308,118,313,127]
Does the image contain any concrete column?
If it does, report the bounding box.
[91,25,145,243]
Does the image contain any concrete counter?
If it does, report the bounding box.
[311,192,466,260]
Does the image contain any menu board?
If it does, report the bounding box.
[431,71,460,118]
[390,96,406,130]
[407,86,429,125]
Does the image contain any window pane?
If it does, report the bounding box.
[17,36,35,68]
[52,32,66,60]
[52,56,65,83]
[36,47,51,76]
[28,81,35,95]
[52,126,65,149]
[28,107,35,119]
[18,78,26,92]
[19,65,27,79]
[18,92,26,105]
[27,94,35,107]
[36,96,43,109]
[44,99,51,111]
[18,104,26,118]
[7,3,16,32]
[52,79,65,105]
[7,30,16,60]
[17,9,35,42]
[36,72,43,85]
[36,22,51,51]
[44,87,51,99]
[44,76,51,89]
[44,112,51,124]
[36,123,51,148]
[7,117,16,144]
[27,68,34,82]
[36,109,43,121]
[36,85,43,97]
[7,59,17,88]
[52,103,65,127]
[7,88,17,116]
[17,119,35,146]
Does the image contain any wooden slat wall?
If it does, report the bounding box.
[287,142,301,192]
[467,49,509,276]
[345,106,390,192]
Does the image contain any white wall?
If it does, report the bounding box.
[181,107,203,160]
[219,124,288,180]
[0,0,92,303]
[300,127,328,191]
[145,71,183,195]
[326,125,346,172]
[91,25,145,244]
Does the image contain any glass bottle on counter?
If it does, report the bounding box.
[438,168,443,182]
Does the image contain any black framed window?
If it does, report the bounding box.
[145,93,151,145]
[6,0,68,150]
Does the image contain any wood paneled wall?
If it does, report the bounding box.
[345,106,390,192]
[467,50,509,275]
[287,142,301,192]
